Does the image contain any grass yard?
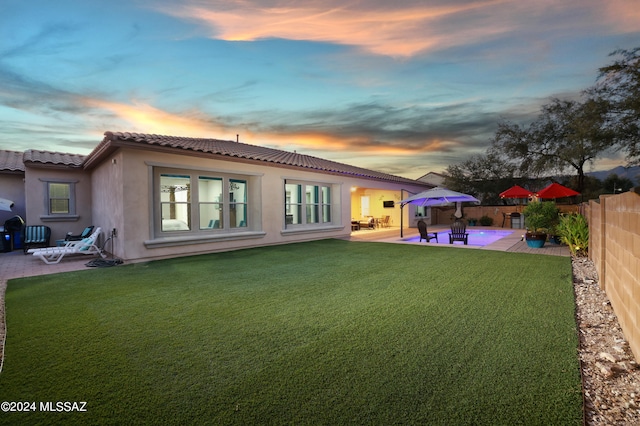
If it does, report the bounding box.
[0,239,582,425]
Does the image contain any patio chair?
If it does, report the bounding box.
[449,219,468,245]
[28,227,106,264]
[65,225,95,241]
[417,219,438,242]
[381,215,391,228]
[22,225,51,254]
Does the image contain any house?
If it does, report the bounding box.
[1,132,433,262]
[416,171,446,187]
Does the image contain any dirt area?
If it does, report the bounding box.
[0,257,638,424]
[573,256,640,424]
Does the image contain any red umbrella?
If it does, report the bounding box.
[536,183,580,199]
[499,185,533,199]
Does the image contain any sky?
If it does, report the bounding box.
[1,0,639,180]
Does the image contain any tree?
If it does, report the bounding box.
[592,47,640,164]
[444,151,522,204]
[602,173,634,194]
[490,97,614,193]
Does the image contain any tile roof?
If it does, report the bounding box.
[0,150,25,172]
[97,131,426,185]
[23,150,86,167]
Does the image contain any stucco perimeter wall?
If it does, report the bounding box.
[586,190,640,360]
[92,147,427,263]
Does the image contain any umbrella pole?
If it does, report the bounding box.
[399,189,407,238]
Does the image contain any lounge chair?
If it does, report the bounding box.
[417,219,438,242]
[28,227,106,264]
[449,220,468,245]
[65,225,95,241]
[22,225,51,254]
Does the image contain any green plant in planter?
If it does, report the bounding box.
[522,201,560,248]
[556,213,589,256]
[479,215,493,226]
[468,218,477,226]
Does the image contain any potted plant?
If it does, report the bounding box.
[547,224,562,245]
[522,201,559,248]
[467,218,477,226]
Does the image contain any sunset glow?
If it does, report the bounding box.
[2,0,638,177]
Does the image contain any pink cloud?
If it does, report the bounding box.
[155,0,640,57]
[84,99,230,137]
[82,97,455,157]
[156,0,640,58]
[158,0,511,57]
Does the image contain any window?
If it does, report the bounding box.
[229,179,247,228]
[157,169,250,234]
[40,180,77,219]
[285,183,302,225]
[306,185,319,224]
[160,175,191,231]
[414,205,430,218]
[49,183,71,214]
[198,177,222,229]
[322,186,331,223]
[285,181,332,227]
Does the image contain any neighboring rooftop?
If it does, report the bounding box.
[417,171,446,186]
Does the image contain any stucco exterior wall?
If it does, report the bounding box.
[0,173,25,225]
[90,151,124,257]
[91,147,428,263]
[23,166,93,242]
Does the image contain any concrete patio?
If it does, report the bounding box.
[347,225,571,257]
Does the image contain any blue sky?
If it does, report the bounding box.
[1,0,639,179]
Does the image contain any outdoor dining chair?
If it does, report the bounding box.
[449,219,469,245]
[417,219,438,242]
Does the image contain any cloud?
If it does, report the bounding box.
[83,98,231,137]
[0,22,81,59]
[154,0,640,58]
[602,0,640,33]
[0,61,530,163]
[156,0,510,57]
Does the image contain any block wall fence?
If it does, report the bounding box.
[582,189,640,360]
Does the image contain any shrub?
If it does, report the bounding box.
[556,213,589,256]
[479,215,494,226]
[523,201,560,234]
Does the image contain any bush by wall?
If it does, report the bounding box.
[557,213,589,256]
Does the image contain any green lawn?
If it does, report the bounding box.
[0,239,582,425]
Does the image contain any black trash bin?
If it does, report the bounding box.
[4,215,25,251]
[0,231,10,253]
